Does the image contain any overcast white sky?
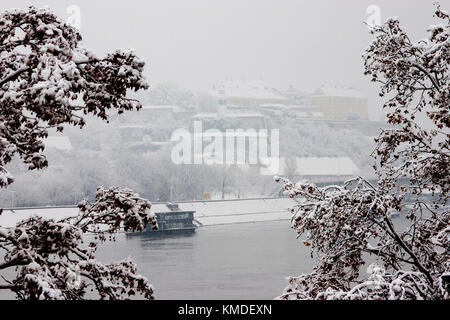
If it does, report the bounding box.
[1,0,446,119]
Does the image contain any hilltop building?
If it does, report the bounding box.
[284,85,308,105]
[211,80,290,107]
[309,86,368,120]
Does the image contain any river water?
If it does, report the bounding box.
[1,216,416,300]
[96,215,413,299]
[97,220,315,300]
[0,220,314,299]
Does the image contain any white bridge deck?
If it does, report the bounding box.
[0,197,296,228]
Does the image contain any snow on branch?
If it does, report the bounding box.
[363,4,449,200]
[0,187,157,300]
[0,7,157,300]
[0,6,149,187]
[274,4,449,300]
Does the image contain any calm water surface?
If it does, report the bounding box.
[97,220,315,299]
[1,217,413,300]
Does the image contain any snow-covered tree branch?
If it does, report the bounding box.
[0,187,157,299]
[0,6,149,186]
[0,7,158,299]
[363,4,449,200]
[275,5,449,300]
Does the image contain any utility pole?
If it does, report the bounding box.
[221,164,226,200]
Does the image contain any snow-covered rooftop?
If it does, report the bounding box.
[284,85,304,96]
[212,80,289,101]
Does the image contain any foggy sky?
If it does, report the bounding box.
[1,0,443,119]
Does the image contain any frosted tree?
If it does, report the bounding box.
[0,187,157,299]
[0,7,157,299]
[275,5,449,300]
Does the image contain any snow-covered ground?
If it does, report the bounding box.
[0,197,296,228]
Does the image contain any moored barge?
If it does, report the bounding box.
[128,208,196,238]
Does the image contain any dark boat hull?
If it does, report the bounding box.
[127,210,196,238]
[128,227,196,238]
